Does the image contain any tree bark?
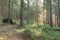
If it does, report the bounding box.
[57,0,60,26]
[27,0,30,24]
[8,0,11,23]
[36,0,38,26]
[49,0,53,27]
[20,0,24,28]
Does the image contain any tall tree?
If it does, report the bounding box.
[8,0,11,23]
[58,0,60,26]
[20,0,24,28]
[36,0,38,26]
[27,0,30,24]
[0,1,4,17]
[49,0,53,27]
[44,0,50,24]
[43,0,45,25]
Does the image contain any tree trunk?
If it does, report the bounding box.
[57,0,60,26]
[27,0,30,24]
[43,0,45,25]
[36,0,38,26]
[20,0,24,28]
[8,0,11,23]
[1,2,4,17]
[49,0,53,27]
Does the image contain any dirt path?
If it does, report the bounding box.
[0,33,25,40]
[0,24,24,40]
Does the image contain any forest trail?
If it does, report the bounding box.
[0,34,24,40]
[0,24,24,40]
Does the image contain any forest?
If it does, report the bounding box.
[0,0,60,40]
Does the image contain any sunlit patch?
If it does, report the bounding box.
[28,23,37,27]
[33,29,42,37]
[0,36,8,40]
[24,0,27,3]
[15,29,25,33]
[0,37,4,40]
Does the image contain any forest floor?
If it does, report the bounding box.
[0,24,60,40]
[0,24,24,40]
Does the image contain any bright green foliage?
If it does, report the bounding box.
[22,25,60,40]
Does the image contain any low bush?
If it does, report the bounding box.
[16,24,60,40]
